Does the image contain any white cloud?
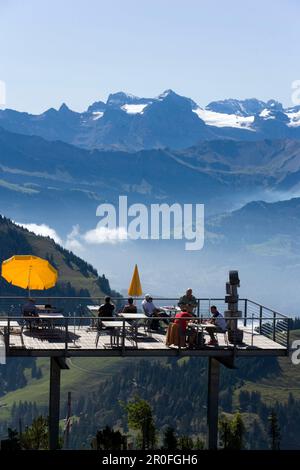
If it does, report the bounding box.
[16,222,63,245]
[65,225,84,251]
[15,221,128,259]
[65,238,83,251]
[83,226,128,244]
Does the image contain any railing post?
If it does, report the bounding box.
[234,318,237,350]
[122,318,126,355]
[273,312,276,342]
[65,318,68,353]
[287,318,291,351]
[8,318,10,351]
[4,319,10,352]
[197,299,200,318]
[244,299,248,327]
[259,306,263,334]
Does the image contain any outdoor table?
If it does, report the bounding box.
[187,322,218,344]
[37,312,64,319]
[36,312,64,330]
[118,312,149,336]
[188,322,217,331]
[102,320,131,327]
[160,306,181,317]
[102,320,131,348]
[36,305,59,310]
[118,313,148,319]
[87,305,100,313]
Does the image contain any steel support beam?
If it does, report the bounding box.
[207,357,220,450]
[49,357,68,450]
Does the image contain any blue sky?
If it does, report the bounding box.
[0,0,299,113]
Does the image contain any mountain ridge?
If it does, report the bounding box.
[1,125,300,233]
[1,90,300,151]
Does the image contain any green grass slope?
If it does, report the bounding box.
[233,330,300,405]
[0,357,129,421]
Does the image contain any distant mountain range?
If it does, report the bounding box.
[207,197,300,253]
[1,126,300,232]
[1,90,300,151]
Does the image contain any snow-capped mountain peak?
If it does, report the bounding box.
[2,90,300,151]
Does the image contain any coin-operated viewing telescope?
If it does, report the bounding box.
[224,270,242,333]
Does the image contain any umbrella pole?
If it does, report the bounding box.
[28,266,32,298]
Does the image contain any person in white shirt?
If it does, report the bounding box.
[142,294,169,330]
[142,294,158,316]
[206,305,227,345]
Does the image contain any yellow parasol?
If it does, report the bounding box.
[1,255,58,295]
[128,264,142,297]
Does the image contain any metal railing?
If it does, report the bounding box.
[0,295,291,352]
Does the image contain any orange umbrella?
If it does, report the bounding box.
[128,264,142,297]
[1,255,58,295]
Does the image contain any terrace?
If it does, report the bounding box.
[0,297,290,358]
[0,294,291,451]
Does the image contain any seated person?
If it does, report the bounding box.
[206,305,227,345]
[174,308,196,346]
[98,296,115,318]
[97,296,115,330]
[142,294,168,330]
[22,298,37,317]
[142,294,158,316]
[178,288,197,315]
[122,297,137,314]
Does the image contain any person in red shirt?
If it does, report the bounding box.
[174,308,197,347]
[174,310,193,333]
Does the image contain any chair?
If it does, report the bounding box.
[165,323,186,348]
[20,304,39,333]
[210,327,228,346]
[95,319,106,348]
